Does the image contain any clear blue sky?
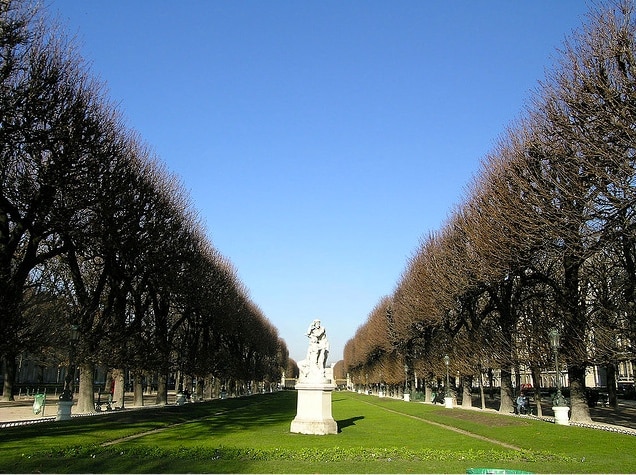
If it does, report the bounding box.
[50,0,591,363]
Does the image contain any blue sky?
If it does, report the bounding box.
[50,1,591,363]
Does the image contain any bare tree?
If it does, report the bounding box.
[0,0,123,399]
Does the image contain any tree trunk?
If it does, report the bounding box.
[531,365,543,417]
[133,370,144,406]
[156,372,168,405]
[76,362,95,413]
[569,363,592,423]
[498,368,515,413]
[2,354,16,401]
[204,375,213,399]
[461,375,473,408]
[185,374,193,395]
[514,366,521,392]
[215,377,223,399]
[195,377,204,400]
[560,246,591,423]
[606,362,618,410]
[112,368,125,410]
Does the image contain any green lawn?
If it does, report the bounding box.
[0,390,634,473]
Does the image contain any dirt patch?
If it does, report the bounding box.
[434,409,530,427]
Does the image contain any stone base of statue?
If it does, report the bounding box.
[552,406,570,425]
[290,381,338,435]
[56,400,74,421]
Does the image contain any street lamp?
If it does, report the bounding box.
[60,324,80,400]
[403,364,410,401]
[549,328,567,407]
[404,364,408,392]
[57,324,79,421]
[443,355,450,397]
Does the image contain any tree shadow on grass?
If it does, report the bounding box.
[196,393,297,434]
[0,391,298,446]
[337,415,364,432]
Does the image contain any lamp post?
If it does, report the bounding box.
[57,324,79,421]
[404,364,407,391]
[549,328,569,425]
[443,355,450,395]
[443,355,452,408]
[548,328,566,404]
[61,324,80,399]
[403,364,410,401]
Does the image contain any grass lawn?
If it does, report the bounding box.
[0,390,634,473]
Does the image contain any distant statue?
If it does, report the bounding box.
[298,319,330,382]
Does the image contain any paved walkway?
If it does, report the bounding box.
[580,400,636,430]
[467,393,636,434]
[0,392,175,427]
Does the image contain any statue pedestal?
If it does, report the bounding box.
[290,381,338,435]
[56,400,74,421]
[552,406,570,425]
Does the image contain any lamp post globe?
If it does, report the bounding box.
[549,328,560,351]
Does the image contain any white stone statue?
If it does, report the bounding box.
[298,319,330,382]
[291,319,337,434]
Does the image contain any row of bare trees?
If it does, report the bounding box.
[1,0,287,409]
[345,0,636,423]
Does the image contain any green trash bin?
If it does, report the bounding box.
[467,469,532,474]
[33,393,46,416]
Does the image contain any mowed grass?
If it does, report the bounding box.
[0,391,635,473]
